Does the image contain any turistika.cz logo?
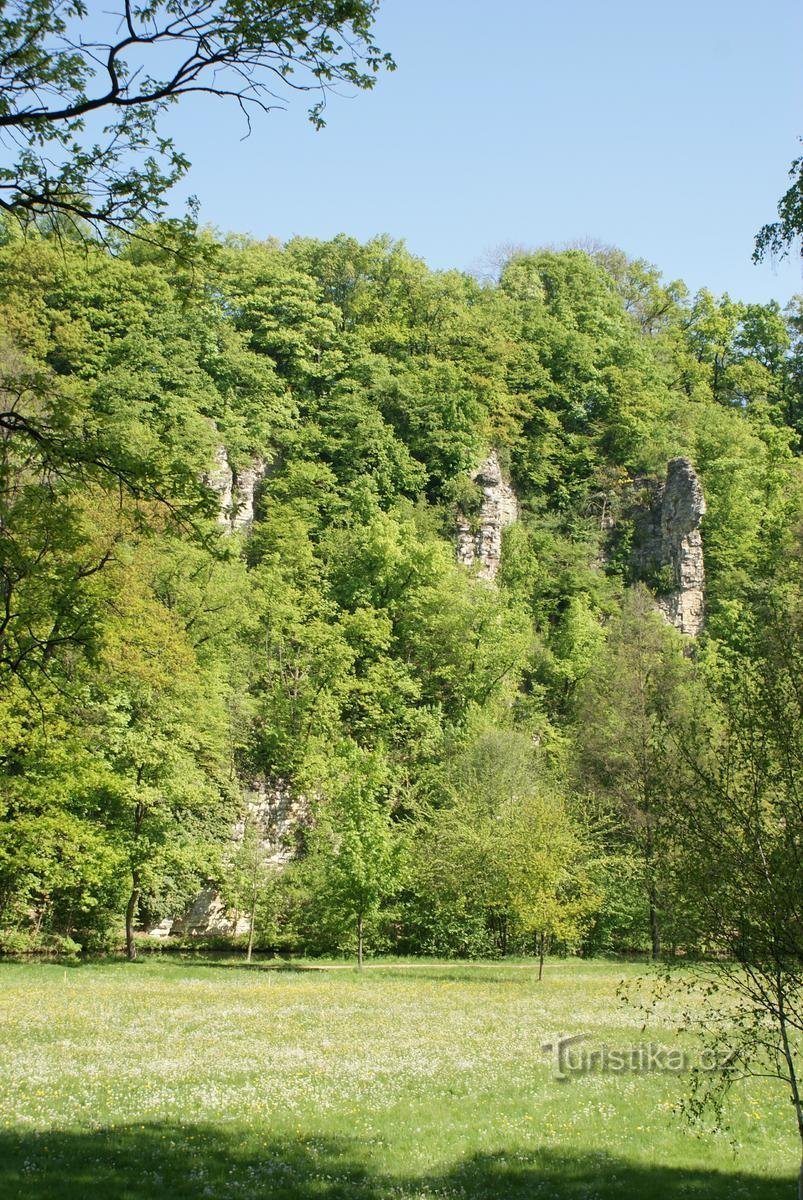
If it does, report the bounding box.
[542,1033,736,1082]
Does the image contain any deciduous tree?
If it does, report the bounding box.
[0,1,392,236]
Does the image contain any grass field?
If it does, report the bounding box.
[0,957,796,1198]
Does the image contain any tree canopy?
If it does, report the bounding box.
[0,1,392,235]
[0,223,801,977]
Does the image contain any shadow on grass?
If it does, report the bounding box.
[11,957,540,985]
[166,957,552,986]
[161,959,536,985]
[0,956,632,988]
[0,1124,791,1199]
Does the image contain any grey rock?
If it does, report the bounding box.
[234,778,309,868]
[170,885,234,938]
[456,450,518,582]
[655,457,706,636]
[203,444,234,529]
[144,916,175,940]
[230,459,266,532]
[204,443,266,533]
[168,780,310,938]
[630,457,707,637]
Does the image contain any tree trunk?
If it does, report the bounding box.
[246,850,260,965]
[644,824,661,960]
[357,914,363,970]
[32,899,48,937]
[246,896,257,964]
[776,975,803,1200]
[538,932,546,981]
[125,877,140,962]
[648,887,661,960]
[126,799,146,962]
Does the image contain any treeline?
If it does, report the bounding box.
[0,225,801,961]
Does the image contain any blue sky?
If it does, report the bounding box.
[164,0,803,303]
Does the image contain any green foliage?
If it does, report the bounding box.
[754,150,803,263]
[1,225,802,970]
[652,588,803,1179]
[581,851,652,956]
[501,250,676,508]
[574,587,692,958]
[443,472,485,525]
[406,731,599,962]
[0,2,392,235]
[295,743,397,963]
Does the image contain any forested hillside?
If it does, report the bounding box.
[1,225,801,960]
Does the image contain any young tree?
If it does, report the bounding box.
[302,744,395,967]
[501,786,599,979]
[234,816,262,965]
[416,729,598,969]
[225,809,281,964]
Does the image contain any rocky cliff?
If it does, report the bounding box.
[630,456,706,636]
[204,443,266,533]
[166,448,704,945]
[456,450,518,581]
[151,780,308,939]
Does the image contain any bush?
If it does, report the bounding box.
[0,928,81,957]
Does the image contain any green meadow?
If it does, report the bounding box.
[0,958,795,1198]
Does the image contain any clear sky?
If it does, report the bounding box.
[164,0,803,303]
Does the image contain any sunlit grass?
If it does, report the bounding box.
[0,957,795,1198]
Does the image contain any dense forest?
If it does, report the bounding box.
[1,223,801,963]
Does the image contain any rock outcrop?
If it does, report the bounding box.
[233,778,308,869]
[152,781,308,939]
[230,458,266,532]
[203,443,266,533]
[656,457,706,636]
[631,456,706,636]
[456,450,518,581]
[169,886,237,938]
[204,444,234,528]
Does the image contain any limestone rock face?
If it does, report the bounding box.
[159,780,309,939]
[630,457,707,637]
[204,444,234,529]
[203,444,266,533]
[234,778,308,869]
[456,450,518,581]
[656,457,706,636]
[145,916,175,940]
[170,886,233,938]
[230,458,266,532]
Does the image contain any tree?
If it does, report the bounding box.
[415,729,598,968]
[575,586,689,959]
[91,554,234,960]
[658,587,803,1196]
[0,679,127,952]
[683,290,744,406]
[302,743,395,967]
[501,785,599,979]
[501,250,675,511]
[225,810,280,963]
[0,236,231,697]
[0,1,393,236]
[754,148,803,264]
